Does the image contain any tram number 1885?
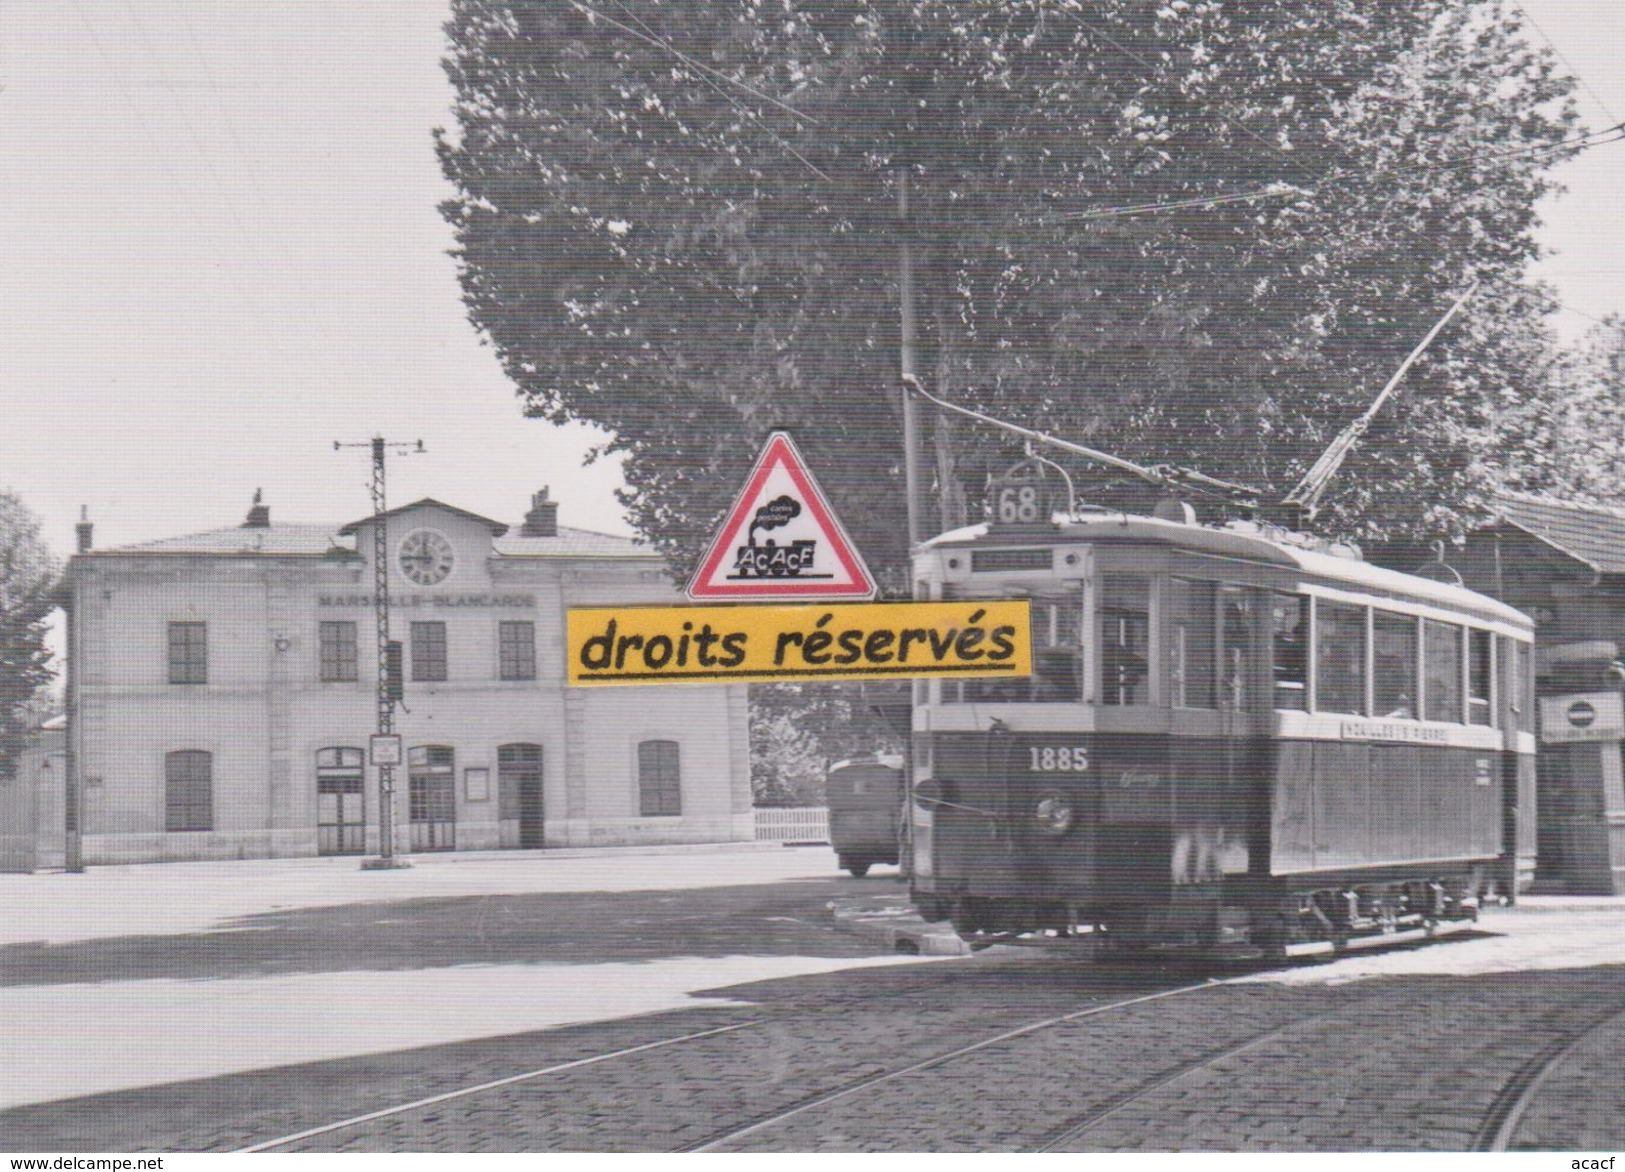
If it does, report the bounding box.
[1029,746,1088,772]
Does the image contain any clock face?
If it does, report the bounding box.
[398,529,455,585]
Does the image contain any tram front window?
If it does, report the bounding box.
[944,585,1082,704]
[1100,574,1150,706]
[1220,586,1252,710]
[1272,593,1309,710]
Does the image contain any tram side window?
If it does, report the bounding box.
[1167,578,1216,709]
[1423,620,1463,723]
[1507,637,1534,733]
[1468,629,1493,726]
[1219,586,1252,710]
[1372,611,1418,719]
[1272,594,1308,711]
[1100,574,1150,706]
[1315,601,1367,716]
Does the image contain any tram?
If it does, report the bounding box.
[906,467,1537,955]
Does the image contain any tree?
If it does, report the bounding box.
[0,491,58,780]
[1493,315,1625,503]
[749,681,904,806]
[438,0,1578,580]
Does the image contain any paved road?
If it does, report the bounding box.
[3,850,1625,1154]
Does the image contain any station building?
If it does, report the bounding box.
[52,490,753,866]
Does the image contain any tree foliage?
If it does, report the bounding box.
[749,681,904,805]
[1495,315,1625,503]
[439,0,1578,582]
[0,490,58,780]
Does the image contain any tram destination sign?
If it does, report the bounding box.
[566,600,1031,686]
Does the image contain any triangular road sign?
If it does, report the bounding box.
[688,431,877,601]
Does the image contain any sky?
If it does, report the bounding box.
[2,1,1624,564]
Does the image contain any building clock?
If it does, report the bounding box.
[397,529,455,585]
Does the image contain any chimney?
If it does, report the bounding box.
[521,487,559,537]
[75,505,93,553]
[242,488,271,529]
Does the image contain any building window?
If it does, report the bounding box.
[168,622,207,684]
[638,739,681,817]
[499,742,545,849]
[316,747,365,854]
[165,750,213,831]
[319,621,358,682]
[408,744,456,850]
[499,621,537,681]
[411,621,447,682]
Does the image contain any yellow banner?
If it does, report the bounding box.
[566,600,1032,686]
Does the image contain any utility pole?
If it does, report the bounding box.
[898,168,923,551]
[334,436,424,869]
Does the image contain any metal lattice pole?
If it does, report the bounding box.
[336,436,423,868]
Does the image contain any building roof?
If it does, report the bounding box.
[90,522,653,561]
[336,498,509,537]
[110,524,345,557]
[1491,492,1625,576]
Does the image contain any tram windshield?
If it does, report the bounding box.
[941,583,1082,703]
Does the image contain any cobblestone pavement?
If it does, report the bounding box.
[5,876,1625,1154]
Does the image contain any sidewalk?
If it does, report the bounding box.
[2,841,805,948]
[0,845,935,1110]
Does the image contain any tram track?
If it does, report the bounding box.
[234,1021,761,1153]
[231,961,1235,1153]
[680,977,1225,1153]
[1475,1004,1625,1152]
[225,946,1625,1154]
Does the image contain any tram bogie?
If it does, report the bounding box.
[907,502,1536,958]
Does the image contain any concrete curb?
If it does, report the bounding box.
[828,895,974,956]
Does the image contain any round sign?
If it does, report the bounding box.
[1567,700,1598,728]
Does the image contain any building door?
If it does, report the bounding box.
[499,743,544,849]
[408,745,456,851]
[316,748,365,855]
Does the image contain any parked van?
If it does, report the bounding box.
[825,753,904,877]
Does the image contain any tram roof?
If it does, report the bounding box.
[922,513,1531,629]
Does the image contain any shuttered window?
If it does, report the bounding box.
[168,622,207,684]
[638,740,681,817]
[165,750,213,831]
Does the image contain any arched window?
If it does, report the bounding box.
[408,744,456,850]
[638,740,681,817]
[165,750,213,831]
[316,747,365,854]
[498,743,545,849]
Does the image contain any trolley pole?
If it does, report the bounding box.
[335,436,423,870]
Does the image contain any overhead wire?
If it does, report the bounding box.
[605,0,832,183]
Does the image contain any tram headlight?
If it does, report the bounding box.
[1033,791,1075,837]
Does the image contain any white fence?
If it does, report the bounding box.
[753,806,829,843]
